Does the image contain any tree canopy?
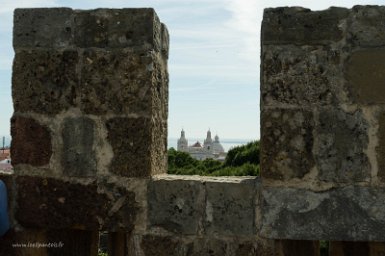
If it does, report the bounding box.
[167,141,260,176]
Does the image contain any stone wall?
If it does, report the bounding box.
[5,5,385,256]
[260,6,385,241]
[0,8,275,255]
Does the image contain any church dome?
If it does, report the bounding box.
[212,141,224,153]
[212,134,224,153]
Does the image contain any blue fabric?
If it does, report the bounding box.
[0,180,10,236]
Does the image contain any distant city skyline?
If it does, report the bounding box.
[1,0,382,141]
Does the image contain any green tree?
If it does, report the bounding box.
[224,141,260,167]
[167,141,260,176]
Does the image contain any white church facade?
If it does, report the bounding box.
[177,129,227,161]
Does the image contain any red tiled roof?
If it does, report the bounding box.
[191,141,202,148]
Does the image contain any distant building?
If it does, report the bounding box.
[177,129,226,161]
[0,148,12,173]
[0,149,10,162]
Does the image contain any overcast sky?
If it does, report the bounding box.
[0,0,382,143]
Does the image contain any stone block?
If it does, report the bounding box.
[262,7,348,45]
[260,186,385,241]
[16,176,104,229]
[261,109,314,180]
[11,116,52,166]
[12,50,79,114]
[161,23,170,58]
[314,108,370,182]
[0,229,99,256]
[377,112,385,182]
[74,8,161,49]
[13,8,73,48]
[106,117,154,177]
[345,49,385,104]
[347,6,385,47]
[80,49,151,115]
[188,238,228,256]
[261,45,343,106]
[15,176,139,231]
[148,177,205,234]
[140,235,182,256]
[204,178,255,236]
[62,117,96,177]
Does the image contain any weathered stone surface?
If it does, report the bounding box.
[16,176,105,229]
[161,23,170,58]
[377,112,385,182]
[347,6,385,47]
[12,50,79,114]
[62,117,96,177]
[15,176,139,231]
[140,235,181,256]
[80,49,151,115]
[11,116,52,166]
[106,117,152,177]
[314,108,370,182]
[345,49,385,104]
[262,45,342,106]
[204,179,255,236]
[97,178,139,231]
[261,109,314,180]
[74,8,160,49]
[150,119,167,175]
[188,238,228,256]
[260,186,385,241]
[148,178,204,234]
[262,7,348,45]
[13,8,73,48]
[0,229,99,256]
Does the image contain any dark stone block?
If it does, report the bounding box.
[15,176,139,231]
[347,6,385,47]
[188,238,228,256]
[140,235,180,256]
[204,180,255,236]
[148,178,204,234]
[314,108,370,182]
[74,8,159,49]
[260,186,385,241]
[106,117,151,177]
[345,49,385,104]
[12,50,79,114]
[261,45,341,106]
[16,176,106,229]
[234,242,258,256]
[262,7,348,45]
[80,49,151,115]
[62,117,96,177]
[11,116,52,166]
[13,8,73,48]
[261,109,314,180]
[378,112,385,182]
[0,229,98,256]
[275,240,320,256]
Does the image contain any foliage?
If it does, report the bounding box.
[320,241,329,256]
[167,141,260,176]
[98,250,108,256]
[224,141,260,167]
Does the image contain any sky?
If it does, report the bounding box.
[0,0,383,145]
